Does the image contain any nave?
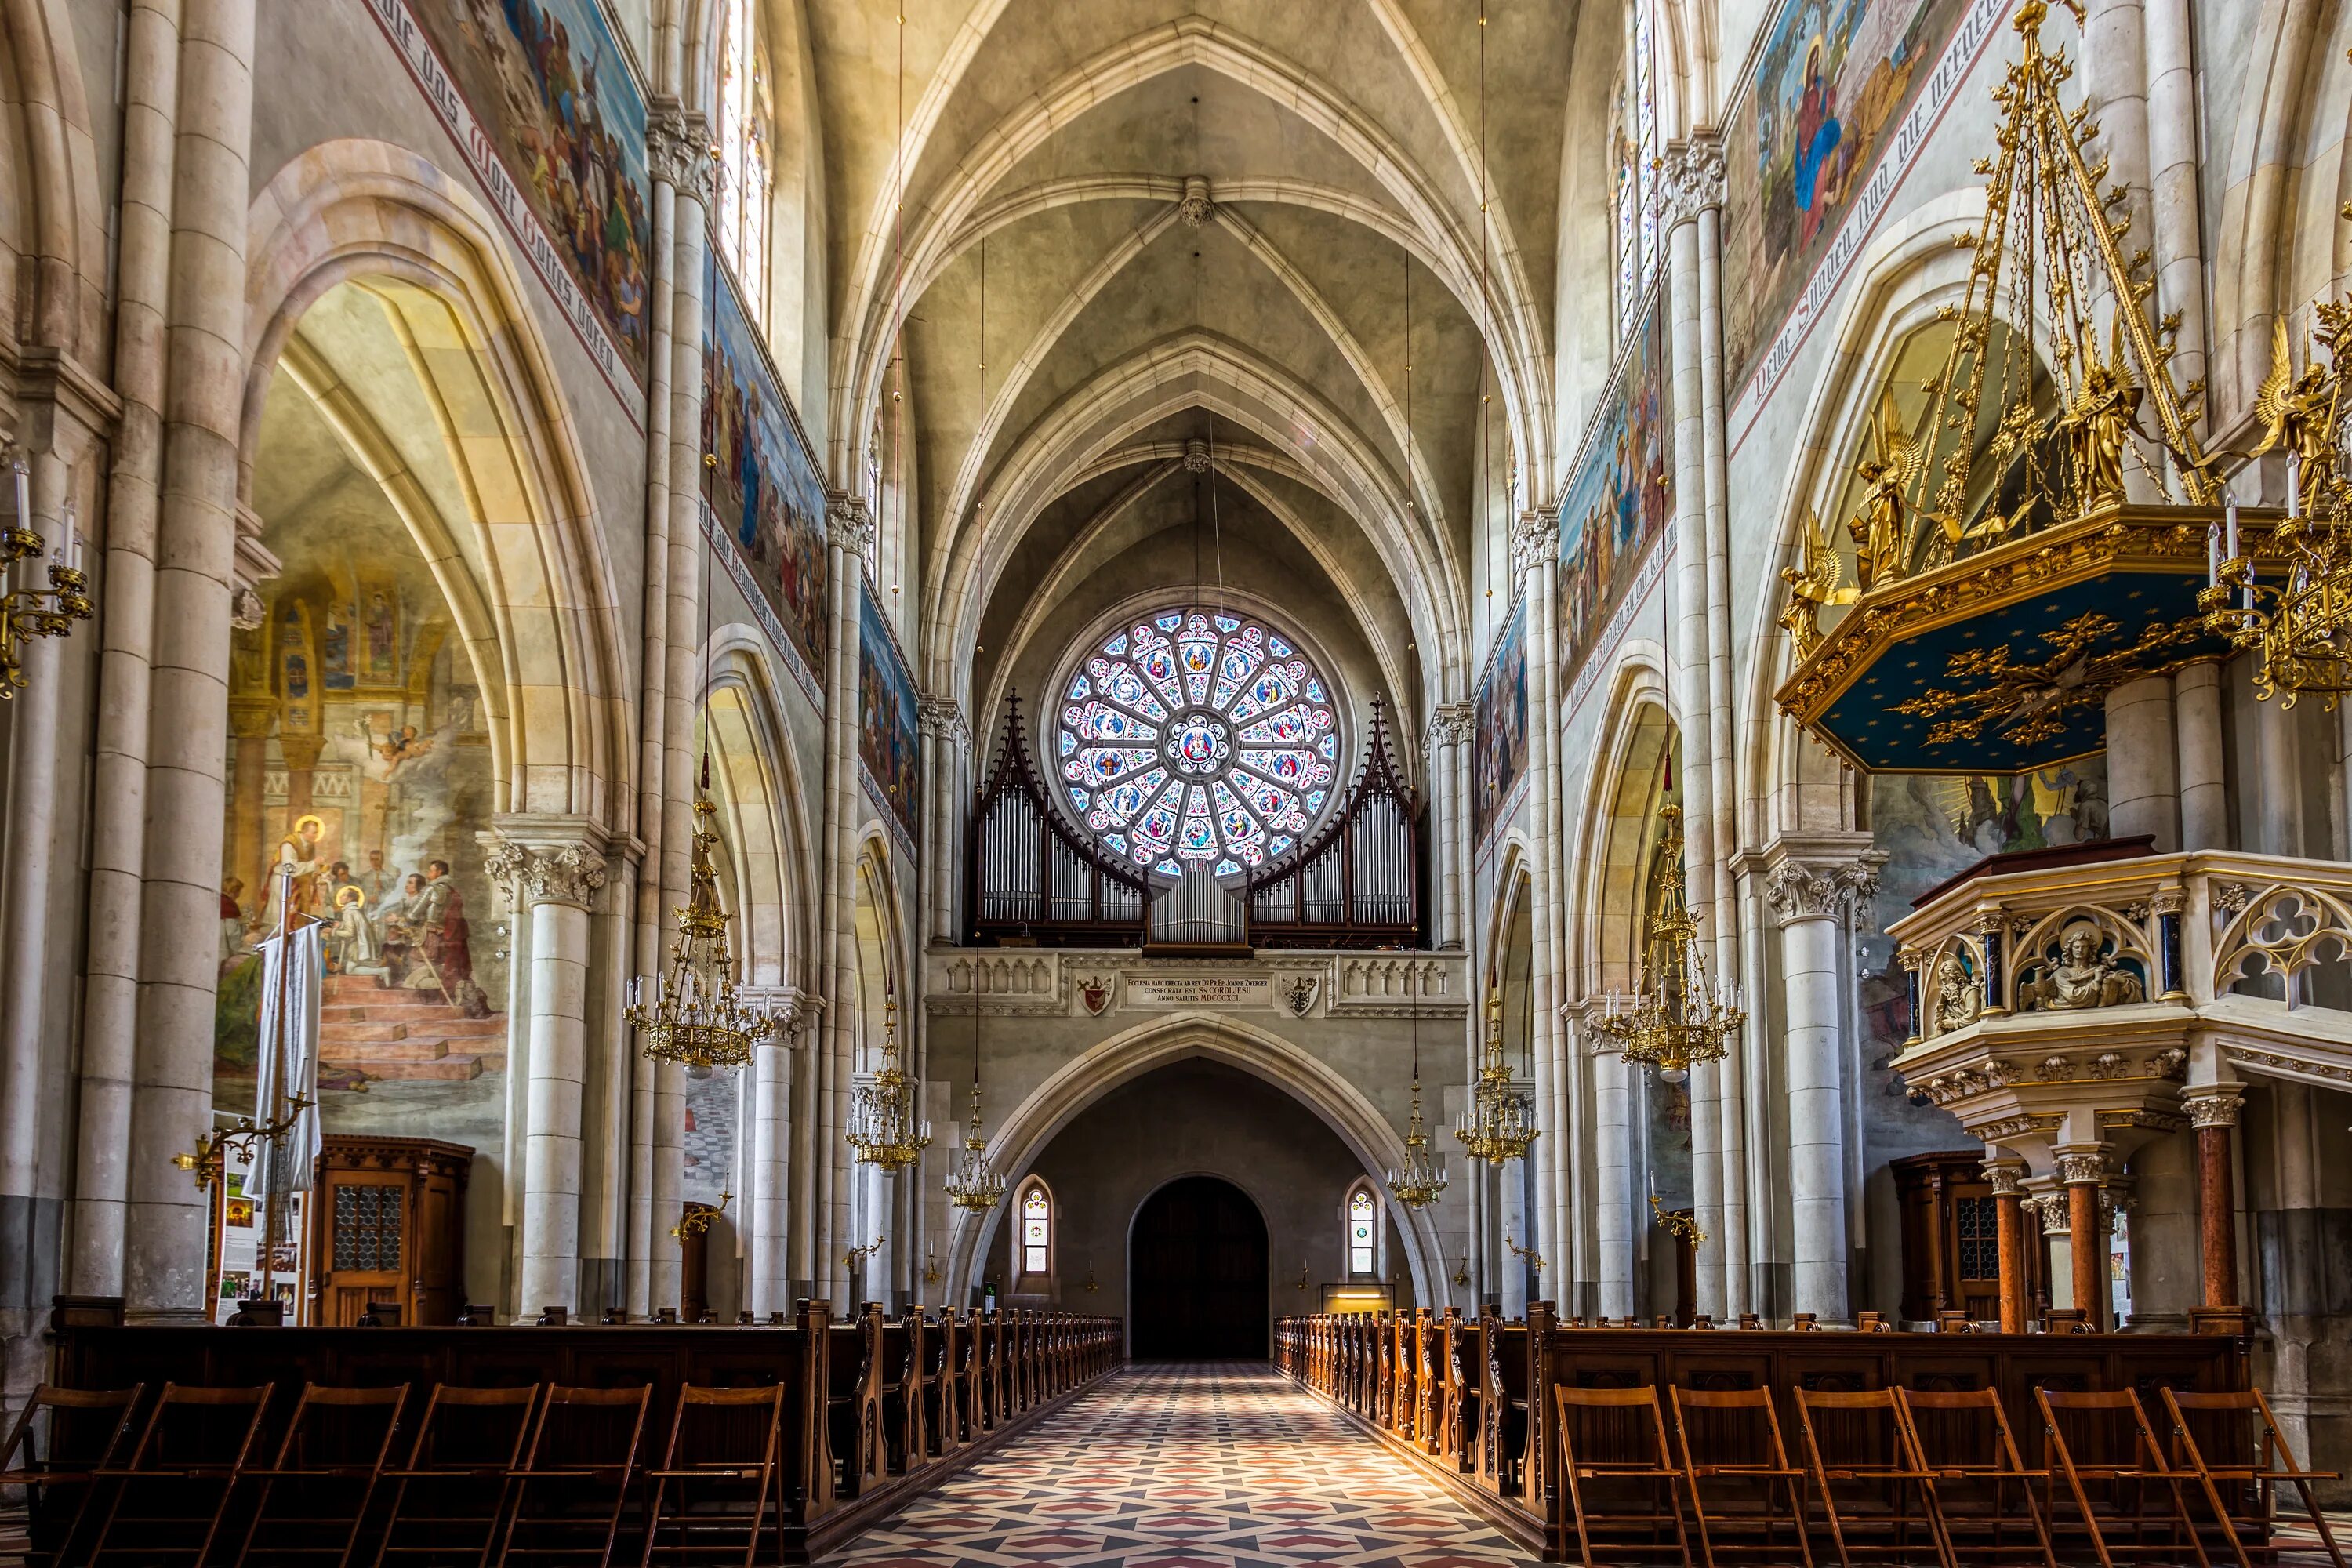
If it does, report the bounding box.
[820,1364,1536,1568]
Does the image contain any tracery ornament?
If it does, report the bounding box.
[1057,608,1340,877]
[2210,879,2352,1008]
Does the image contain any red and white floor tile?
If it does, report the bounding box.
[818,1363,1538,1568]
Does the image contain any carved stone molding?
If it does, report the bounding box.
[1661,136,1727,227]
[1178,175,1212,229]
[2183,1088,2244,1129]
[828,494,876,556]
[1509,508,1558,579]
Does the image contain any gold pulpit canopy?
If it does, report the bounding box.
[1775,0,2282,774]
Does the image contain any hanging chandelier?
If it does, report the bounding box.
[627,795,777,1070]
[1385,999,1447,1208]
[2201,303,2352,705]
[1454,985,1537,1165]
[943,987,1004,1209]
[1590,804,1743,1084]
[848,996,931,1171]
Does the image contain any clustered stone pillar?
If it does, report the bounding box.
[2059,1146,2110,1330]
[1765,848,1878,1323]
[1985,1159,2030,1332]
[2106,676,2180,849]
[822,497,877,1308]
[491,836,609,1321]
[1428,705,1473,951]
[1512,506,1565,1298]
[2185,1088,2243,1315]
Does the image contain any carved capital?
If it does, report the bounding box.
[482,842,535,908]
[1766,855,1882,925]
[487,837,608,910]
[650,100,714,205]
[1982,1160,2028,1198]
[1509,508,1558,579]
[1428,702,1474,749]
[1661,136,1727,227]
[828,494,875,555]
[2183,1088,2243,1129]
[919,695,970,750]
[2056,1149,2108,1186]
[2021,1192,2069,1234]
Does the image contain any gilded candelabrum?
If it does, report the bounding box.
[847,997,931,1171]
[1590,805,1743,1083]
[0,450,90,697]
[670,1189,731,1240]
[1650,1194,1708,1248]
[628,795,777,1069]
[942,1081,1006,1210]
[1454,986,1537,1165]
[1503,1235,1544,1274]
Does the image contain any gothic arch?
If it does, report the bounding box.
[0,0,107,357]
[700,625,818,989]
[241,140,632,826]
[946,1011,1444,1305]
[1572,658,1675,1000]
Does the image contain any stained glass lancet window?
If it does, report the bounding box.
[1020,1181,1051,1276]
[715,0,773,317]
[1610,0,1662,339]
[1058,608,1340,877]
[1348,1187,1377,1277]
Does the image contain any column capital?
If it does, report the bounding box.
[2055,1146,2109,1185]
[919,693,970,750]
[1661,136,1727,227]
[649,97,713,205]
[1982,1159,2028,1197]
[1509,507,1559,579]
[487,816,612,909]
[1762,835,1883,926]
[1427,702,1474,749]
[2182,1087,2244,1128]
[828,493,875,556]
[2020,1189,2069,1234]
[739,985,822,1045]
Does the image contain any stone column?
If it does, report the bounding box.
[125,0,256,1319]
[745,993,805,1319]
[2143,0,2206,499]
[1429,705,1473,949]
[71,0,183,1301]
[1765,845,1879,1323]
[920,697,968,945]
[2027,1187,2071,1312]
[824,498,876,1308]
[2105,676,2180,850]
[2058,1146,2109,1330]
[490,833,608,1320]
[1594,1033,1634,1320]
[2174,663,2229,850]
[2184,1088,2244,1310]
[1986,1160,2030,1331]
[1512,508,1566,1286]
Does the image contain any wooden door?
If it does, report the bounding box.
[1129,1176,1269,1359]
[319,1172,408,1327]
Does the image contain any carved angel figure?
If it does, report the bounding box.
[1848,390,1922,590]
[2061,321,2144,510]
[1777,510,1858,654]
[2020,926,2144,1011]
[2252,317,2339,503]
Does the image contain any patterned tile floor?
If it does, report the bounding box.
[818,1362,1539,1568]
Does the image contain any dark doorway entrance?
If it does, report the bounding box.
[1129,1176,1269,1359]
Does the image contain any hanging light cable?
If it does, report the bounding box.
[945,972,1005,1210]
[1386,971,1447,1207]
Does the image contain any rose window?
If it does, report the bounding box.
[1058,608,1340,877]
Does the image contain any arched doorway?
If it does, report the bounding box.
[1130,1177,1269,1359]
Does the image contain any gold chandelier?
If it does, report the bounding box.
[2202,301,2352,705]
[1454,985,1537,1166]
[942,989,1004,1210]
[1385,1002,1447,1208]
[1590,804,1743,1084]
[848,996,932,1171]
[0,449,90,696]
[626,795,778,1070]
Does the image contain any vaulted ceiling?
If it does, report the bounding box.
[799,1,1577,731]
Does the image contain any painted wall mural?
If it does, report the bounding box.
[1558,295,1673,686]
[860,581,921,850]
[219,506,507,1157]
[399,0,652,384]
[1722,0,1975,391]
[704,252,829,703]
[1472,597,1529,852]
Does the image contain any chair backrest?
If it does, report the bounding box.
[2035,1386,2171,1475]
[1897,1385,2024,1472]
[2157,1386,2285,1475]
[405,1385,541,1472]
[1670,1386,1790,1468]
[528,1385,650,1472]
[1794,1386,1913,1472]
[0,1385,143,1478]
[131,1385,273,1474]
[1554,1385,1675,1471]
[274,1385,408,1472]
[666,1385,784,1469]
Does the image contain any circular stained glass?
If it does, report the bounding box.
[1058,609,1340,878]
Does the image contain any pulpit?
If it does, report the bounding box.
[307,1135,470,1326]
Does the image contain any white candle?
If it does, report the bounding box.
[61,503,78,574]
[2225,497,2240,561]
[2289,452,2303,520]
[2208,522,2220,587]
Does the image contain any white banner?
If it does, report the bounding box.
[252,919,325,1199]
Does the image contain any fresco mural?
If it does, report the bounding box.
[1558,295,1672,684]
[412,0,652,382]
[859,582,921,849]
[1722,0,1973,387]
[704,252,829,702]
[1472,597,1528,851]
[219,487,508,1159]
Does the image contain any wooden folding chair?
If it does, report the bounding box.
[1792,1387,1944,1568]
[499,1385,651,1567]
[2158,1387,2345,1568]
[230,1384,408,1567]
[2034,1388,2205,1568]
[85,1382,274,1567]
[1896,1387,2056,1568]
[1670,1386,1813,1566]
[1554,1385,1694,1567]
[372,1385,541,1568]
[0,1383,143,1566]
[638,1386,784,1567]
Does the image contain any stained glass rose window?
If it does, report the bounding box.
[1058,608,1340,877]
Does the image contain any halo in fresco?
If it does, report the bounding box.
[1058,609,1339,878]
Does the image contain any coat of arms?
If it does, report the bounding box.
[1080,975,1113,1016]
[1283,975,1319,1018]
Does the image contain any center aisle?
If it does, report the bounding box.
[820,1362,1538,1568]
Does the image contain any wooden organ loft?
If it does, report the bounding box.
[968,696,1423,949]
